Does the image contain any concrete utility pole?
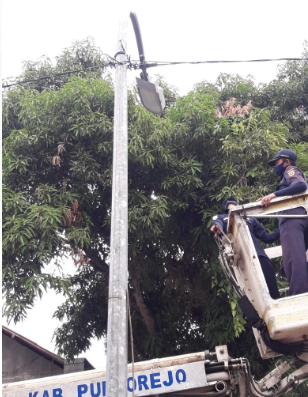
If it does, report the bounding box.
[106,19,128,397]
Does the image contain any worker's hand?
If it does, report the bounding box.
[211,224,222,236]
[257,193,276,207]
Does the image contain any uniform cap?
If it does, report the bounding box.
[268,149,297,166]
[222,197,238,212]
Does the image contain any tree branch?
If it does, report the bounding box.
[131,261,156,335]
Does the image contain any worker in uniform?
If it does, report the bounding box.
[211,197,280,299]
[258,149,308,295]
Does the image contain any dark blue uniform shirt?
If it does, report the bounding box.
[273,166,308,295]
[212,214,279,258]
[275,166,307,193]
[275,166,308,224]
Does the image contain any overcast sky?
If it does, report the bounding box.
[2,0,308,369]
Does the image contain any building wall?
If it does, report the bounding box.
[2,334,63,383]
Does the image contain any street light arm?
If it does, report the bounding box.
[130,11,165,115]
[129,11,148,81]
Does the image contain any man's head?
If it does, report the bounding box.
[222,197,238,213]
[268,149,297,167]
[268,149,297,177]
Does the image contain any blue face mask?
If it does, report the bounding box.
[274,161,286,177]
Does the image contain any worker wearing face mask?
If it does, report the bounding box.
[258,149,308,295]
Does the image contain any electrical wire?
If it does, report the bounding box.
[127,289,135,397]
[2,56,307,89]
[137,57,308,68]
[2,62,119,88]
[214,234,243,298]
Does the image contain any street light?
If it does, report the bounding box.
[130,11,166,115]
[136,77,166,115]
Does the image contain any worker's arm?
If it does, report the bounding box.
[251,218,280,244]
[257,182,307,206]
[258,167,307,207]
[274,182,307,197]
[211,216,224,237]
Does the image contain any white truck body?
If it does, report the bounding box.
[2,351,230,397]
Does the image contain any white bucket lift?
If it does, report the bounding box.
[223,191,308,359]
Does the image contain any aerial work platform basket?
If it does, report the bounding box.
[222,191,308,359]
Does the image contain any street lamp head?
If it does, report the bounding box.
[130,11,166,115]
[136,77,166,115]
